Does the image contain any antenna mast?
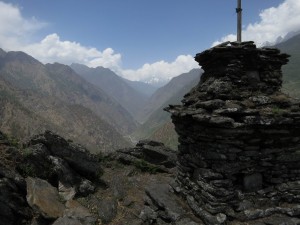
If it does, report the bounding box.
[236,0,242,43]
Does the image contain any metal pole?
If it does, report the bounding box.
[236,0,242,43]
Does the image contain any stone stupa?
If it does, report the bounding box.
[166,41,300,224]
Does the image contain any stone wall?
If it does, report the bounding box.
[166,42,300,224]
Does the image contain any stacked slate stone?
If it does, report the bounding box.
[166,41,300,224]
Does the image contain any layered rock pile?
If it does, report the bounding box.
[0,130,101,225]
[166,41,300,224]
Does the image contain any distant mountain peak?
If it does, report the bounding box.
[71,63,149,119]
[70,63,89,69]
[70,63,114,76]
[0,48,6,58]
[5,50,41,65]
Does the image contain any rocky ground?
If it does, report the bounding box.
[0,130,202,225]
[1,130,299,225]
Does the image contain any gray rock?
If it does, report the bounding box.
[235,200,254,212]
[145,183,185,222]
[137,139,165,147]
[52,217,83,225]
[243,173,263,192]
[141,144,177,168]
[26,177,65,219]
[59,199,97,225]
[116,140,177,171]
[0,165,32,225]
[28,130,102,180]
[96,198,118,223]
[58,181,76,201]
[175,217,203,225]
[139,206,158,223]
[187,195,226,225]
[17,143,55,182]
[263,215,300,225]
[111,176,126,200]
[195,99,225,110]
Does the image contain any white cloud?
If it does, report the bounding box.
[87,48,122,72]
[0,2,122,72]
[122,55,198,83]
[22,33,198,84]
[0,1,198,84]
[23,33,122,72]
[2,0,300,84]
[213,0,300,46]
[0,1,46,50]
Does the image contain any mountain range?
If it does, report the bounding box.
[136,69,202,124]
[0,33,299,152]
[0,48,199,152]
[132,69,202,148]
[70,63,152,118]
[276,33,300,97]
[0,49,135,152]
[131,34,300,148]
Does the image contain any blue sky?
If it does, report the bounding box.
[0,0,299,84]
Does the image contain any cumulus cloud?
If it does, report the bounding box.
[213,0,300,46]
[0,1,46,50]
[23,34,122,72]
[0,2,121,75]
[122,55,198,83]
[0,1,196,83]
[22,33,197,83]
[2,0,300,84]
[24,33,198,83]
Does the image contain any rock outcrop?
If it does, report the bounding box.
[166,41,300,224]
[1,129,189,225]
[115,139,177,173]
[27,130,102,180]
[0,131,33,225]
[0,164,32,225]
[0,130,102,224]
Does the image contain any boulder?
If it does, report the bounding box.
[28,130,102,180]
[49,156,95,197]
[0,164,32,225]
[26,177,65,219]
[140,179,203,224]
[145,183,185,222]
[18,131,101,199]
[115,140,177,172]
[17,143,57,184]
[52,199,97,225]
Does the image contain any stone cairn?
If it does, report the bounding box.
[166,41,300,224]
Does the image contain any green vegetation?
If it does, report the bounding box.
[18,163,36,177]
[22,148,33,157]
[270,105,283,116]
[133,159,161,174]
[2,133,21,148]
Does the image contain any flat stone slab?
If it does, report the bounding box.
[145,183,185,221]
[144,181,203,224]
[26,177,65,219]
